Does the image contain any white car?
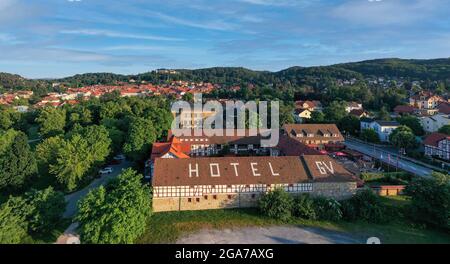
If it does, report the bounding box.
[99,167,113,175]
[113,154,126,161]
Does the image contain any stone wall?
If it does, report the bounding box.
[153,193,263,212]
[152,182,357,212]
[311,182,357,200]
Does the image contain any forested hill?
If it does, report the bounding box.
[1,58,450,91]
[336,58,450,80]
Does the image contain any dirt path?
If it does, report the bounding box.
[176,226,364,244]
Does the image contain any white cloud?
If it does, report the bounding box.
[332,0,443,25]
[149,11,236,31]
[59,29,183,41]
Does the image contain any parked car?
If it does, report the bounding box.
[98,167,113,175]
[113,154,126,161]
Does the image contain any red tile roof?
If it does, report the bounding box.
[438,103,450,115]
[423,133,448,147]
[394,105,416,114]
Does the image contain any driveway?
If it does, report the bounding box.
[176,226,363,244]
[63,160,133,218]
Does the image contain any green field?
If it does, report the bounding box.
[137,196,450,244]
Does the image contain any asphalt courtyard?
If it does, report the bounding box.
[176,226,364,244]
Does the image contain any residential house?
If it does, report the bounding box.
[420,114,450,133]
[409,91,444,109]
[360,118,374,131]
[367,120,400,142]
[345,102,363,113]
[424,133,450,160]
[394,105,416,116]
[438,102,450,115]
[293,108,312,123]
[282,124,345,150]
[295,100,323,112]
[171,105,218,129]
[349,109,369,118]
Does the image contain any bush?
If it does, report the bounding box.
[258,188,294,221]
[405,175,450,230]
[361,172,385,182]
[293,193,317,220]
[340,200,358,221]
[312,197,342,221]
[344,189,387,223]
[361,172,411,185]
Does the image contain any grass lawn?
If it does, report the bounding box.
[136,196,450,244]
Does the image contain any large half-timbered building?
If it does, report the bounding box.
[152,155,357,212]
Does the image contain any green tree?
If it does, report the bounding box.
[377,106,391,121]
[36,107,66,137]
[50,135,92,191]
[0,130,37,191]
[338,115,360,136]
[67,125,112,166]
[323,101,347,122]
[397,115,424,136]
[24,187,66,233]
[0,198,28,244]
[406,173,450,229]
[76,169,151,244]
[360,128,380,143]
[308,111,325,123]
[258,188,293,221]
[35,136,65,177]
[0,108,13,130]
[123,117,157,161]
[389,125,418,150]
[438,125,450,135]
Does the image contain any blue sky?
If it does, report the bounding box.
[0,0,449,78]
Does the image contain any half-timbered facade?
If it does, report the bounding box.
[152,155,357,212]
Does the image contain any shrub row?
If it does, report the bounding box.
[258,188,389,223]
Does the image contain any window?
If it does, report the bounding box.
[188,198,192,202]
[196,198,200,202]
[204,195,208,200]
[251,194,256,199]
[227,195,232,199]
[213,195,217,200]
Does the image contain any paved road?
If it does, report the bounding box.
[63,160,133,218]
[176,226,363,244]
[344,140,433,177]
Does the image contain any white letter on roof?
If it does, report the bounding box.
[189,163,199,178]
[210,163,220,177]
[230,163,239,176]
[268,162,279,176]
[251,162,260,177]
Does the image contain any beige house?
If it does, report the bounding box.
[409,92,444,109]
[282,124,345,148]
[293,109,312,122]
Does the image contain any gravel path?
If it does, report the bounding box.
[176,226,364,244]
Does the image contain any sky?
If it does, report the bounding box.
[0,0,449,78]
